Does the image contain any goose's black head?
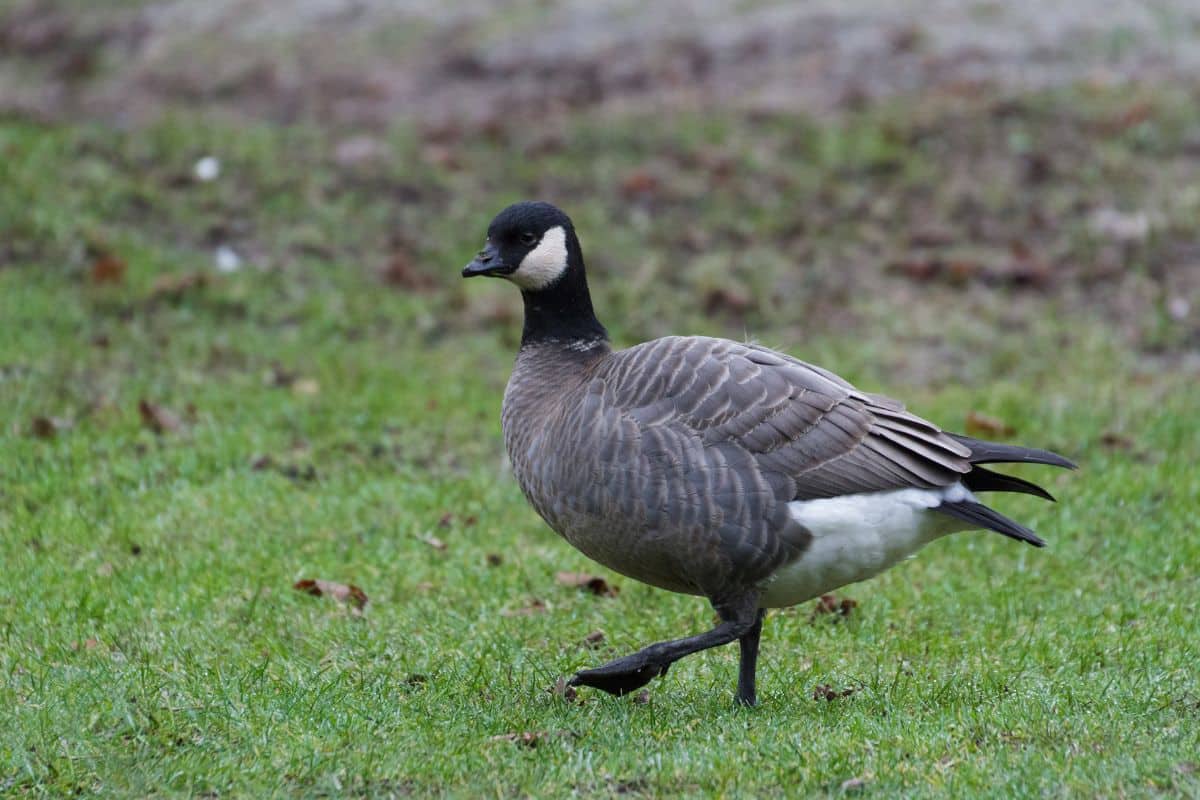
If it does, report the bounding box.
[462,201,578,289]
[463,201,607,347]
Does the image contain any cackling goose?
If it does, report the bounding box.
[462,201,1076,706]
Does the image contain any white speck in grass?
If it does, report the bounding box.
[193,156,220,181]
[215,246,241,273]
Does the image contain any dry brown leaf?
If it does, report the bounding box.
[293,578,369,612]
[556,571,619,598]
[703,287,755,316]
[810,593,857,621]
[422,535,448,552]
[265,364,298,388]
[149,272,208,302]
[90,253,126,284]
[813,684,857,701]
[548,677,579,703]
[620,169,660,197]
[381,252,437,291]
[583,630,605,647]
[249,454,275,470]
[486,553,503,567]
[138,399,183,434]
[30,416,62,439]
[501,598,547,616]
[965,410,1015,438]
[1099,432,1134,451]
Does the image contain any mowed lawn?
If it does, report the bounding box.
[1,92,1198,797]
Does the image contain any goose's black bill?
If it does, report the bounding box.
[462,242,510,278]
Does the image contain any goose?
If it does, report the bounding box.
[462,201,1076,706]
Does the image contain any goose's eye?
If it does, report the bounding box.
[519,231,538,246]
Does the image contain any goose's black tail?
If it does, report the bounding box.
[937,434,1077,547]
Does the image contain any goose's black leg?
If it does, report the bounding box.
[735,609,766,706]
[569,593,761,698]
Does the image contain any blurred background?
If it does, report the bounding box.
[2,0,1198,364]
[2,1,1199,796]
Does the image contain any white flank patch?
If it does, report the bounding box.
[760,484,976,608]
[508,225,568,290]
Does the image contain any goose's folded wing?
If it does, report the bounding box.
[599,336,972,500]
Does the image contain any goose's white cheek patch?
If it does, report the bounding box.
[508,226,568,290]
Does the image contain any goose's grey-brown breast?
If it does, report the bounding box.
[502,335,974,599]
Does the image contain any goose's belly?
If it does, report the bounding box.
[760,486,972,608]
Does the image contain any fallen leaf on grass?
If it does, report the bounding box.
[90,252,126,284]
[149,272,208,302]
[292,578,368,612]
[582,630,605,647]
[840,776,868,791]
[264,364,298,388]
[888,257,981,285]
[381,252,437,291]
[249,454,274,470]
[486,553,503,567]
[702,287,755,316]
[30,416,69,439]
[422,535,447,552]
[548,677,579,703]
[813,684,857,701]
[1099,431,1134,451]
[810,594,857,621]
[138,399,183,434]
[280,463,318,482]
[633,690,651,705]
[556,572,619,597]
[501,598,546,617]
[965,410,1015,438]
[619,169,659,198]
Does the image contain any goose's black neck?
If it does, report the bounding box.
[519,246,608,349]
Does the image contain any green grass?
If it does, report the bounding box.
[1,90,1199,797]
